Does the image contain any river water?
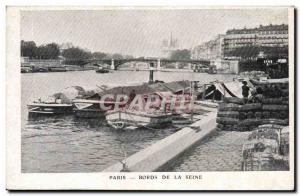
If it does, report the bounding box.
[21,70,235,173]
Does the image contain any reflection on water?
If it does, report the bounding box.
[22,115,176,172]
[21,70,235,172]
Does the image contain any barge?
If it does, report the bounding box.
[105,109,172,129]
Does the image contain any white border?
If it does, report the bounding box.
[5,5,295,191]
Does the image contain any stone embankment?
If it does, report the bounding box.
[103,107,217,172]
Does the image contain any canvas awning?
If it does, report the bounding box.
[205,81,248,99]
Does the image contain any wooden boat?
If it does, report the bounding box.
[73,99,107,118]
[27,86,88,117]
[27,103,73,117]
[105,109,172,129]
[32,67,49,72]
[73,99,124,118]
[48,66,67,72]
[95,67,110,73]
[21,66,32,73]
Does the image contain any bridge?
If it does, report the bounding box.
[62,58,211,70]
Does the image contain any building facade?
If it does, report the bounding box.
[224,24,288,58]
[191,34,224,60]
[256,24,288,47]
[192,24,288,60]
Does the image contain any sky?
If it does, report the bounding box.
[21,8,288,57]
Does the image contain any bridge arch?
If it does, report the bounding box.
[63,58,211,70]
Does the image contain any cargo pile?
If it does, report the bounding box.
[216,86,289,132]
[250,78,289,98]
[241,124,289,171]
[215,78,290,171]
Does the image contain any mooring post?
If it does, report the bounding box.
[149,62,154,84]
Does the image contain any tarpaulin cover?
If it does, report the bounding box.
[205,81,246,98]
[222,81,244,98]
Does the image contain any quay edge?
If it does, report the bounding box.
[103,108,217,172]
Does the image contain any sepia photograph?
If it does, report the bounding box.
[6,6,295,190]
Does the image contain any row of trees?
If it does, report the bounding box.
[21,41,60,59]
[21,40,134,60]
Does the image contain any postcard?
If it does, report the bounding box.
[6,6,295,190]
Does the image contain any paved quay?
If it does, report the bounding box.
[168,131,250,172]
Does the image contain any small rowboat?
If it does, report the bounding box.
[27,86,90,117]
[95,67,110,73]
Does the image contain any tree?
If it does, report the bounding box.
[124,55,134,59]
[169,49,191,60]
[61,47,92,65]
[59,42,74,50]
[111,53,123,59]
[21,41,60,59]
[44,43,60,59]
[36,43,60,59]
[62,47,92,60]
[92,52,107,59]
[21,40,37,59]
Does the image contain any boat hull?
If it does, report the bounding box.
[27,103,73,117]
[95,69,110,73]
[73,108,105,118]
[73,100,107,118]
[106,110,172,129]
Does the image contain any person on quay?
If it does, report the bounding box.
[242,81,250,103]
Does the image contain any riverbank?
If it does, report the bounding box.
[21,65,96,73]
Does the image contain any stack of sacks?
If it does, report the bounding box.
[250,80,289,98]
[216,97,242,131]
[261,97,289,126]
[216,96,289,132]
[217,97,263,132]
[238,103,263,132]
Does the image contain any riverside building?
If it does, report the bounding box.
[192,24,288,60]
[223,24,288,59]
[191,34,224,60]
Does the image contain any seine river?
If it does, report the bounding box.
[21,70,235,173]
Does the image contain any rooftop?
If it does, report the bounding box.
[226,24,288,34]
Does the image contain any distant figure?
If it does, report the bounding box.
[210,85,217,102]
[242,81,250,103]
